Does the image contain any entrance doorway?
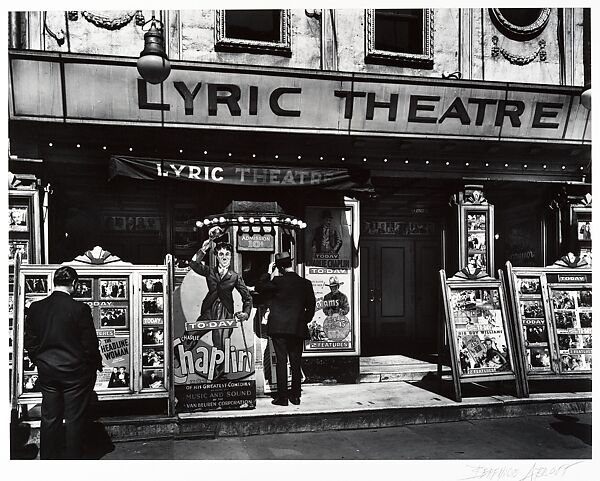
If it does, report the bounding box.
[360,236,441,357]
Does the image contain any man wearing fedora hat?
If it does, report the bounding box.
[256,252,316,406]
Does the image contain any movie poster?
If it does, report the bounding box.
[172,268,256,412]
[304,206,356,354]
[305,206,352,269]
[550,288,592,372]
[450,287,513,376]
[95,335,131,390]
[304,267,354,353]
[515,276,553,372]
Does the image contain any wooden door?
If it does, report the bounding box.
[360,239,415,355]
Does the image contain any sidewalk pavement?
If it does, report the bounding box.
[98,380,591,440]
[14,379,591,454]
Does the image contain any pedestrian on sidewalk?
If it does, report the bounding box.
[24,266,103,459]
[256,252,316,406]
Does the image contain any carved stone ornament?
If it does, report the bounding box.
[491,35,546,65]
[72,11,144,31]
[68,246,131,265]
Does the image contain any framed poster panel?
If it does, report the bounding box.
[9,188,43,264]
[8,205,29,232]
[505,262,591,396]
[11,255,172,411]
[303,198,360,356]
[547,281,592,374]
[458,205,495,275]
[9,240,29,265]
[440,269,521,402]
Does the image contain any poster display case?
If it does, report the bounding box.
[9,183,45,394]
[11,248,173,413]
[455,186,495,276]
[505,259,591,396]
[439,268,522,402]
[302,198,360,356]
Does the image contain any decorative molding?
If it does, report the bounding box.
[572,193,592,207]
[552,252,589,268]
[365,9,434,68]
[215,10,291,56]
[458,185,488,205]
[489,8,550,41]
[68,246,131,265]
[68,10,145,31]
[492,36,546,65]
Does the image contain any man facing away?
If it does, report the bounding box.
[24,266,103,459]
[256,252,316,406]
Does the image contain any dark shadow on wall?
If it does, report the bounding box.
[550,414,592,446]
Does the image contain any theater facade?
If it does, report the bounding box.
[8,9,591,400]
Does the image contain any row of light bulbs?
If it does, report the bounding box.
[196,216,307,229]
[46,142,585,171]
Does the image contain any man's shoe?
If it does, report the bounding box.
[289,396,301,405]
[271,398,288,406]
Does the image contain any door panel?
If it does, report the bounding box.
[415,241,442,351]
[380,246,406,318]
[360,239,415,354]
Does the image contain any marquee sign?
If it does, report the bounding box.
[9,51,591,144]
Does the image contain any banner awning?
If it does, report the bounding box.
[109,156,372,191]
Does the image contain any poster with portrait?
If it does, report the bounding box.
[9,205,28,231]
[95,336,131,390]
[577,221,592,241]
[171,267,256,412]
[9,240,29,264]
[304,206,353,269]
[304,267,354,353]
[448,287,513,376]
[304,203,358,356]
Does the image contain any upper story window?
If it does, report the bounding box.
[215,10,291,56]
[489,8,550,41]
[365,9,433,68]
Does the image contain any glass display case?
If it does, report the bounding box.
[9,183,45,395]
[11,248,173,413]
[455,185,495,276]
[505,260,592,396]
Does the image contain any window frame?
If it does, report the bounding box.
[489,8,551,41]
[365,8,434,68]
[215,9,291,56]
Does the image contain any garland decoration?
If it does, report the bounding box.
[69,10,145,31]
[491,36,546,66]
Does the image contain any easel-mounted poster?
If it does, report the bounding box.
[439,267,522,402]
[505,256,591,396]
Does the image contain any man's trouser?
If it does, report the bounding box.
[38,372,96,459]
[270,335,303,399]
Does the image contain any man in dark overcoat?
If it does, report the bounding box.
[24,266,103,459]
[257,252,316,406]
